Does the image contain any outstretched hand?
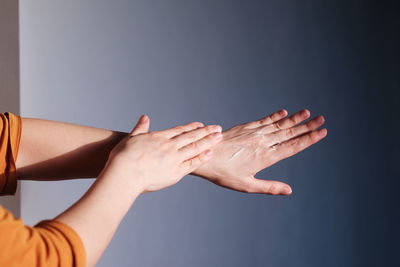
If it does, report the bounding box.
[192,109,327,195]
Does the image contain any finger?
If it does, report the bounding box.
[178,131,223,159]
[130,114,150,136]
[269,115,325,145]
[272,128,327,161]
[180,149,214,174]
[244,109,288,129]
[275,109,311,130]
[260,109,311,134]
[245,177,292,195]
[162,121,205,139]
[172,125,222,148]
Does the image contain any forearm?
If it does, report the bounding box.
[16,117,128,180]
[55,159,142,267]
[15,116,212,181]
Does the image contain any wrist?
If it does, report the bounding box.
[98,158,146,197]
[191,159,222,182]
[190,145,220,180]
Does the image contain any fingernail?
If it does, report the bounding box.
[213,125,222,132]
[301,109,310,117]
[141,114,148,122]
[319,128,327,136]
[280,109,287,116]
[282,186,292,195]
[213,132,222,139]
[316,116,324,123]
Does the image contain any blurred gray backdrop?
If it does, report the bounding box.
[19,1,399,266]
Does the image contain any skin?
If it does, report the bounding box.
[192,108,327,195]
[16,109,327,195]
[55,115,223,267]
[13,108,327,265]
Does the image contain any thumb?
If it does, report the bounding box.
[248,176,292,195]
[130,114,150,136]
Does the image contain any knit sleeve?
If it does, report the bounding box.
[0,111,22,195]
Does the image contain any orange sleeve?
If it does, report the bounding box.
[0,112,22,195]
[0,112,87,267]
[0,207,86,267]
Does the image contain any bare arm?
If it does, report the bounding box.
[16,109,327,195]
[55,116,221,266]
[16,117,128,180]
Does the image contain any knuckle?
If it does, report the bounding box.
[289,115,297,124]
[237,123,247,130]
[310,131,320,142]
[198,154,206,164]
[253,134,263,144]
[289,138,300,148]
[272,113,281,121]
[273,123,281,130]
[185,131,198,140]
[190,157,201,168]
[188,141,198,150]
[271,113,279,120]
[187,158,194,168]
[286,128,295,138]
[175,126,184,132]
[267,183,277,195]
[260,117,269,125]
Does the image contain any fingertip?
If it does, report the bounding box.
[196,122,205,128]
[319,128,327,137]
[302,109,310,118]
[315,115,325,124]
[280,109,288,116]
[281,185,292,195]
[212,131,223,139]
[141,114,149,122]
[214,125,222,132]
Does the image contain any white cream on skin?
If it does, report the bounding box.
[226,130,280,162]
[228,147,245,162]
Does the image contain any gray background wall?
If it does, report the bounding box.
[19,1,399,267]
[0,0,20,217]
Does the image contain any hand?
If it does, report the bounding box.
[55,115,223,267]
[104,115,223,194]
[192,109,327,195]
